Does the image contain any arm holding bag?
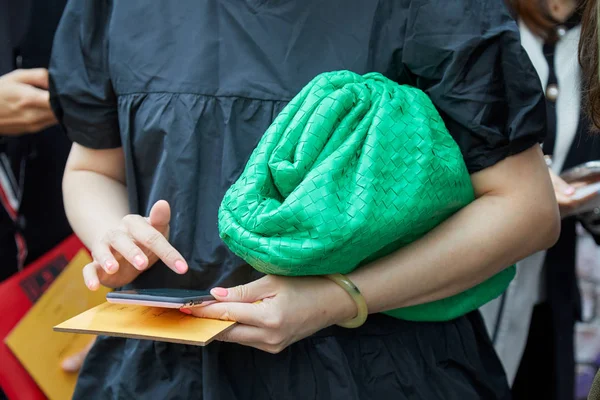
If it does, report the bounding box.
[218,71,515,322]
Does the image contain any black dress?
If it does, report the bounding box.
[49,1,545,399]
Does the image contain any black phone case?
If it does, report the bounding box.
[107,288,214,304]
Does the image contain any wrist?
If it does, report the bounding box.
[317,277,360,326]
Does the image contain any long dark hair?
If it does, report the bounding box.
[580,0,600,130]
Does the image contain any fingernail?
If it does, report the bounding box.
[105,260,115,271]
[180,308,192,315]
[565,187,576,195]
[134,255,145,268]
[175,260,187,273]
[211,287,228,297]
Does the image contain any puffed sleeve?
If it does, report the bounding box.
[49,0,121,149]
[401,0,546,173]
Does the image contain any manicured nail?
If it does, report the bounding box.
[175,260,188,273]
[565,186,576,195]
[105,260,115,272]
[180,308,192,315]
[134,255,145,268]
[211,287,228,297]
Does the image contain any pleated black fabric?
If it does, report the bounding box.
[74,313,510,400]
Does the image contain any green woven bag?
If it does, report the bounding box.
[218,71,515,321]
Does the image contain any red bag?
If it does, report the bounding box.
[0,235,86,400]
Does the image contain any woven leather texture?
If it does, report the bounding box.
[218,71,515,321]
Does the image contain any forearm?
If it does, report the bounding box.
[63,170,128,248]
[62,145,129,248]
[349,193,555,313]
[348,146,560,315]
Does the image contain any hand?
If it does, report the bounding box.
[83,200,188,290]
[60,337,95,373]
[549,169,598,218]
[0,69,57,134]
[183,275,357,354]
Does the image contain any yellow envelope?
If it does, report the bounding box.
[54,302,235,346]
[5,250,110,400]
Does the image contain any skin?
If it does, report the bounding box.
[546,0,578,22]
[0,69,57,134]
[61,337,96,372]
[64,142,560,354]
[548,169,599,218]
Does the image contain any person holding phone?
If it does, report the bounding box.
[480,2,600,399]
[50,1,559,398]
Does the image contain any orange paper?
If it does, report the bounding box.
[5,250,110,400]
[54,302,235,346]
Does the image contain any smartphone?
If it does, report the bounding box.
[572,181,600,201]
[106,288,215,308]
[561,161,600,183]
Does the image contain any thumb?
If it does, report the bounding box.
[148,200,171,231]
[211,277,273,303]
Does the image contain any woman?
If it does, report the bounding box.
[49,1,559,399]
[480,2,600,399]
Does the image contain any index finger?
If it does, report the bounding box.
[123,216,188,274]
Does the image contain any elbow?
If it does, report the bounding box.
[62,167,76,207]
[535,200,561,251]
[61,168,77,225]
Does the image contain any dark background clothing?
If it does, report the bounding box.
[0,2,71,397]
[513,112,600,400]
[0,0,71,284]
[49,1,545,398]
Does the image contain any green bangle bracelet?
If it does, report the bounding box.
[324,273,368,328]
